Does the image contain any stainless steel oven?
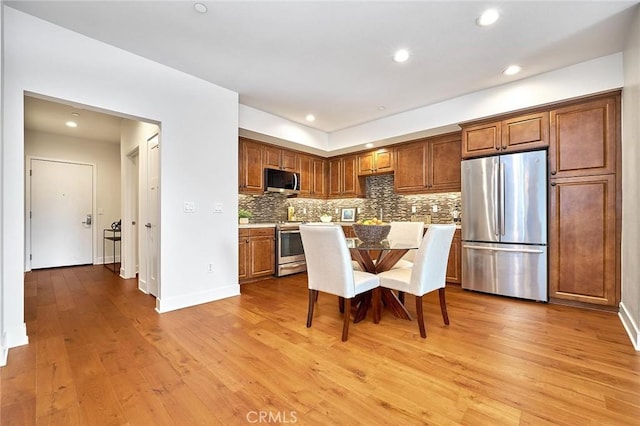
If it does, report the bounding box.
[276,223,306,277]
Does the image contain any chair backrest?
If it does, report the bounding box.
[299,224,357,298]
[409,224,456,295]
[387,221,424,262]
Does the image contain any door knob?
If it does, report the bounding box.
[82,214,92,225]
[145,223,152,228]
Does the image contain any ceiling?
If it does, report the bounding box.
[12,1,639,143]
[24,96,123,143]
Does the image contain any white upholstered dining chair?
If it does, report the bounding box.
[376,224,456,338]
[386,221,425,269]
[300,224,381,341]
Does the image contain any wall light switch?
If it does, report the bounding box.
[184,201,195,213]
[213,203,223,213]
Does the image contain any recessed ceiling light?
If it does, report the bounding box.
[503,65,522,76]
[305,114,315,122]
[71,112,80,117]
[65,121,78,128]
[194,3,208,13]
[393,49,410,63]
[477,9,500,26]
[365,143,374,148]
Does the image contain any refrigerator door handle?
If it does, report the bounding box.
[463,244,545,254]
[500,161,505,236]
[493,161,499,236]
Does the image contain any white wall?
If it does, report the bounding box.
[621,5,640,350]
[0,2,6,366]
[2,7,240,352]
[24,130,122,266]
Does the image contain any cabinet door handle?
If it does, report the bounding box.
[495,146,500,151]
[550,182,557,187]
[550,170,557,175]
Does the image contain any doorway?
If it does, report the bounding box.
[24,94,160,290]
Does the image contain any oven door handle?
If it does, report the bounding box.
[279,230,301,234]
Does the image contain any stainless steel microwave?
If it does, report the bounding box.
[264,168,300,194]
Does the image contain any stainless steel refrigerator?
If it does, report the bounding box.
[461,150,548,302]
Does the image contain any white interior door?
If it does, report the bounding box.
[147,136,160,297]
[30,159,93,269]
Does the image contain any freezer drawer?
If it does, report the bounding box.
[462,242,548,302]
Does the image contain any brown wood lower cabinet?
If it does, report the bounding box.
[549,174,618,306]
[239,227,275,284]
[446,229,461,284]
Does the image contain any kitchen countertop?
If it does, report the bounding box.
[239,222,461,229]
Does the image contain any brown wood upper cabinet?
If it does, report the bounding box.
[296,155,326,198]
[239,138,264,195]
[394,133,461,194]
[357,148,394,175]
[263,145,297,171]
[312,158,327,198]
[461,112,549,158]
[549,96,617,179]
[328,155,363,198]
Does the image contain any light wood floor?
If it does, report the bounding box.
[1,265,639,425]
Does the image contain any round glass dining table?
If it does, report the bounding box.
[346,238,419,323]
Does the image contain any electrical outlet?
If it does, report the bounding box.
[411,205,417,213]
[303,208,307,214]
[207,263,214,273]
[184,201,195,213]
[213,203,223,213]
[432,205,438,213]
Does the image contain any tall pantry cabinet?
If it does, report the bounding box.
[548,92,621,308]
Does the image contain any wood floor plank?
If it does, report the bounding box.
[2,265,639,425]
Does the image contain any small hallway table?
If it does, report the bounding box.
[346,238,420,323]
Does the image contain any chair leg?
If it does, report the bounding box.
[372,288,381,324]
[398,291,405,304]
[415,295,426,338]
[341,298,352,341]
[438,287,450,325]
[306,290,317,328]
[338,296,345,313]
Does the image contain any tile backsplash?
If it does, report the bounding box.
[239,174,461,224]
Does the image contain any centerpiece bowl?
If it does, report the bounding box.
[352,223,391,244]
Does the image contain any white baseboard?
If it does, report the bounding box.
[156,285,240,313]
[0,332,8,367]
[138,277,148,294]
[619,301,640,351]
